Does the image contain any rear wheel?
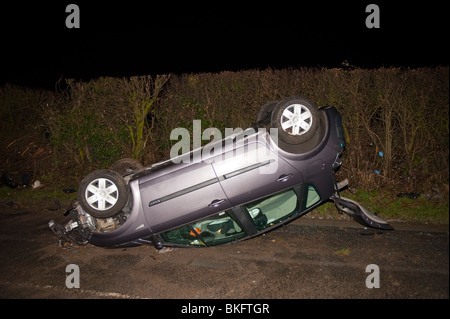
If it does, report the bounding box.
[271,96,320,145]
[78,169,128,218]
[255,101,278,126]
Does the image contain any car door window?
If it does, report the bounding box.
[160,211,247,247]
[245,189,298,231]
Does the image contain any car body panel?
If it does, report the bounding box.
[141,161,231,234]
[210,138,303,206]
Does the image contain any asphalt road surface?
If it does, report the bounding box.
[0,202,448,307]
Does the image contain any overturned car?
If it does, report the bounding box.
[49,96,392,249]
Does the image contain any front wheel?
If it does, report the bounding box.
[78,169,128,218]
[110,158,143,176]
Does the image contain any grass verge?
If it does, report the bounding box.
[309,188,449,224]
[0,185,77,212]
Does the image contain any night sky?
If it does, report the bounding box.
[1,1,448,89]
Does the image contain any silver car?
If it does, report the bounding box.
[49,96,392,248]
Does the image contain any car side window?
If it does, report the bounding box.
[305,184,321,208]
[245,189,298,231]
[160,211,247,247]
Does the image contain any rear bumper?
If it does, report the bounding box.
[331,195,393,230]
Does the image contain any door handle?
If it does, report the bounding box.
[276,173,294,182]
[208,198,226,208]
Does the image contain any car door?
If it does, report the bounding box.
[152,185,316,248]
[210,139,303,206]
[138,161,231,234]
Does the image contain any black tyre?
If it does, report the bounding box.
[110,158,143,176]
[78,169,128,218]
[255,101,278,126]
[271,96,320,145]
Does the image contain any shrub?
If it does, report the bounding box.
[1,67,448,195]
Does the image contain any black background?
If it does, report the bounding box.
[1,1,448,89]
